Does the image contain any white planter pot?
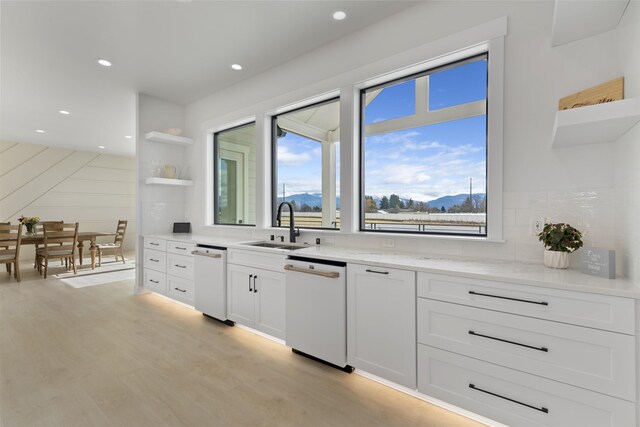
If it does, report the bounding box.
[544,250,570,269]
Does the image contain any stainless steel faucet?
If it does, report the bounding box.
[276,202,300,243]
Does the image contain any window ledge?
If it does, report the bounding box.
[354,230,505,243]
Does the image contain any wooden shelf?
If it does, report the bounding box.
[145,177,194,186]
[552,98,640,147]
[145,131,193,146]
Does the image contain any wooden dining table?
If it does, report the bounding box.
[16,231,116,269]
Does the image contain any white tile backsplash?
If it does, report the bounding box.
[503,188,619,264]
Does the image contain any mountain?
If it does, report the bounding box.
[278,192,485,211]
[426,193,485,211]
[278,193,340,209]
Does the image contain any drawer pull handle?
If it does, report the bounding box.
[249,274,253,292]
[149,259,159,262]
[174,264,186,269]
[174,287,187,293]
[469,291,548,306]
[175,247,186,250]
[469,383,548,414]
[468,330,548,352]
[150,243,159,246]
[149,279,159,284]
[365,269,389,275]
[254,275,257,293]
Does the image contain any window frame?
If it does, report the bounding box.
[271,96,341,231]
[358,53,490,237]
[213,121,256,227]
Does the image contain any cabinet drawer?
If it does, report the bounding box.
[168,276,194,305]
[144,238,166,251]
[227,249,286,272]
[418,299,635,401]
[167,253,194,279]
[418,345,635,427]
[144,249,166,273]
[167,241,195,256]
[144,269,166,294]
[417,272,635,334]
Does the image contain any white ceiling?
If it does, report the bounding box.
[0,1,419,157]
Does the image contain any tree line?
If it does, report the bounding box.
[364,194,486,214]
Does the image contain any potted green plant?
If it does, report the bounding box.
[538,222,583,269]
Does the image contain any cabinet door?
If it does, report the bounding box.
[227,264,255,327]
[347,264,416,388]
[254,268,286,340]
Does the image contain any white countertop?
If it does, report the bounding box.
[149,233,640,299]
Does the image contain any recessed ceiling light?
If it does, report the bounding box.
[125,135,132,139]
[35,129,45,133]
[332,10,347,21]
[98,145,105,149]
[231,64,242,70]
[59,110,70,115]
[97,59,112,67]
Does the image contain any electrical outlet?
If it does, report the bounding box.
[531,217,545,236]
[381,238,395,249]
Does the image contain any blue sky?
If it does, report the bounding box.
[276,58,487,202]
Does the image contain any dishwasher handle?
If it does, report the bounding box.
[284,264,340,279]
[191,250,222,258]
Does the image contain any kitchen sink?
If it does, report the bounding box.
[246,242,289,248]
[242,241,308,251]
[277,245,308,251]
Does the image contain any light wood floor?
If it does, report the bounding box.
[0,261,485,427]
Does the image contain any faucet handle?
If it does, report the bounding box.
[294,227,300,237]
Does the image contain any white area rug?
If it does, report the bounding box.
[55,259,136,288]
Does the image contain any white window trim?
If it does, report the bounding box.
[205,118,256,226]
[343,33,505,241]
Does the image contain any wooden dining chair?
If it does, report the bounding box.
[34,221,65,269]
[36,222,78,278]
[0,223,22,282]
[1,222,10,273]
[96,220,128,266]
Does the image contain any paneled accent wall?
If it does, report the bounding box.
[0,141,136,253]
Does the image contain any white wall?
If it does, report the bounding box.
[136,93,189,292]
[613,1,640,285]
[182,1,638,280]
[0,140,136,258]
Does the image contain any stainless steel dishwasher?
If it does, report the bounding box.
[192,245,232,325]
[285,256,351,371]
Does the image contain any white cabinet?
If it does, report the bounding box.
[417,272,637,426]
[418,298,635,401]
[143,237,195,305]
[143,268,166,294]
[227,264,257,326]
[226,250,286,340]
[418,346,635,427]
[347,263,416,389]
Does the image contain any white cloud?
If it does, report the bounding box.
[278,146,311,165]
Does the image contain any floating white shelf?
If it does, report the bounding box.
[552,98,640,148]
[145,177,194,186]
[551,0,629,47]
[145,131,194,146]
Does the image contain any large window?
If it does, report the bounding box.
[272,98,340,229]
[214,122,256,226]
[360,54,488,236]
